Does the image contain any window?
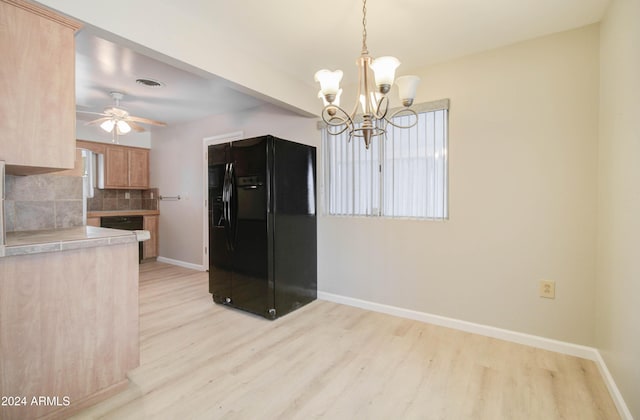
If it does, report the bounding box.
[323,99,448,219]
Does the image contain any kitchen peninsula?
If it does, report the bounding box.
[0,226,140,420]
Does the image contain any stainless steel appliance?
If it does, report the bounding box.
[208,135,317,319]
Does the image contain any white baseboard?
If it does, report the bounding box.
[317,291,632,420]
[156,256,206,272]
[593,351,634,420]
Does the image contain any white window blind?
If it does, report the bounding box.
[323,100,448,219]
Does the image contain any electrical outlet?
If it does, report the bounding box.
[124,192,130,200]
[539,280,555,299]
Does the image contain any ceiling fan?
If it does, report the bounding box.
[80,91,167,136]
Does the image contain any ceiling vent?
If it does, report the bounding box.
[135,78,164,88]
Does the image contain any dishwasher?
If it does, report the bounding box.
[100,216,144,262]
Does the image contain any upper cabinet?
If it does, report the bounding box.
[127,148,150,188]
[105,145,150,189]
[105,146,130,188]
[77,140,150,189]
[0,0,81,175]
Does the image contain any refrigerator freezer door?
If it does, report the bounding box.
[208,143,232,302]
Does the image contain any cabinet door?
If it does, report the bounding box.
[105,146,128,188]
[128,148,149,188]
[0,0,81,175]
[143,215,158,259]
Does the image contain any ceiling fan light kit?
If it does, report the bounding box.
[315,0,421,149]
[80,91,167,143]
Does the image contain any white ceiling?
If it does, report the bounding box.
[74,29,269,127]
[73,0,611,129]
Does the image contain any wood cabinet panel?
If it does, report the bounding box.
[143,215,159,259]
[105,146,129,188]
[0,243,139,419]
[77,139,107,155]
[86,217,101,227]
[54,147,83,177]
[0,0,81,175]
[128,148,150,188]
[100,144,149,189]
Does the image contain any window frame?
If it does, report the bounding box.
[322,99,449,221]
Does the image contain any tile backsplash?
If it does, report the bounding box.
[87,188,158,212]
[3,173,159,232]
[4,174,83,232]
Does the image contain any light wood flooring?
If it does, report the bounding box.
[72,262,619,419]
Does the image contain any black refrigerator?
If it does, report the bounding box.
[208,135,317,319]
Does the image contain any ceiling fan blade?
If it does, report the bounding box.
[128,121,146,133]
[77,110,108,117]
[85,117,111,126]
[127,115,167,127]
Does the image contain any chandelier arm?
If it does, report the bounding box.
[328,124,352,137]
[321,104,355,136]
[385,107,419,129]
[373,95,389,120]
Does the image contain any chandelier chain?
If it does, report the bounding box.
[361,0,368,55]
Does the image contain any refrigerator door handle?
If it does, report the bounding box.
[222,163,233,251]
[228,162,237,249]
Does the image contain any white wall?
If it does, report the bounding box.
[319,25,600,346]
[597,0,640,417]
[149,104,318,267]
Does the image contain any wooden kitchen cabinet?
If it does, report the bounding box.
[143,215,159,259]
[0,241,139,419]
[76,140,150,189]
[105,146,130,187]
[128,148,150,188]
[77,139,106,155]
[104,144,150,189]
[0,0,81,175]
[86,217,101,227]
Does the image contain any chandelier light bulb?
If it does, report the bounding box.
[370,56,400,93]
[395,75,421,107]
[318,88,342,107]
[314,69,343,102]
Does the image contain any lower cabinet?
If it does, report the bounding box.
[143,215,158,260]
[86,217,100,227]
[0,242,139,419]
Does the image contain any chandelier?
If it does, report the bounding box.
[315,0,420,149]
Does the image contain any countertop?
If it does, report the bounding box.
[2,226,138,257]
[88,210,160,217]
